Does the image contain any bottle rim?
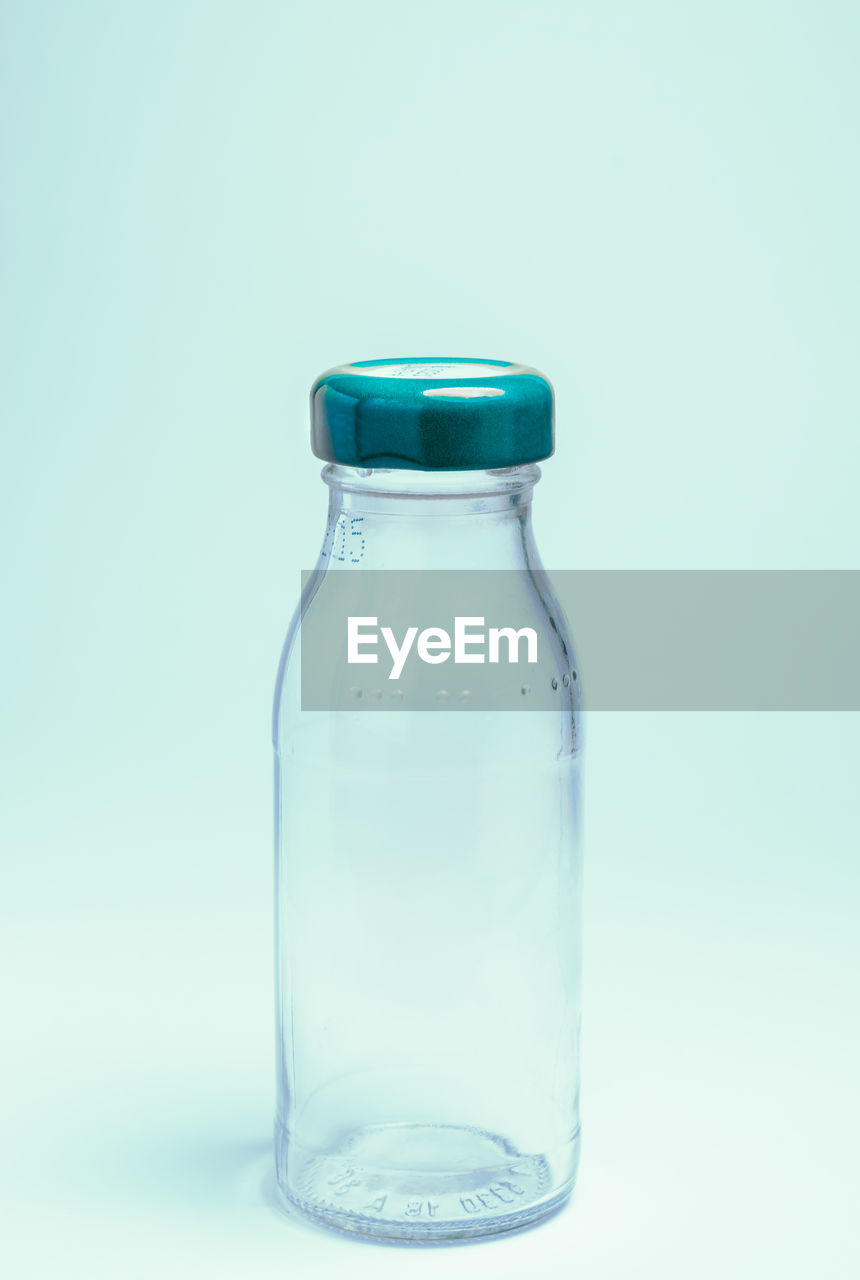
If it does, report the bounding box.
[321,463,541,501]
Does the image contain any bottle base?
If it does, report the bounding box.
[274,1118,577,1243]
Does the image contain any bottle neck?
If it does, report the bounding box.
[318,464,542,571]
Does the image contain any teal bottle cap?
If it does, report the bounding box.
[310,357,554,471]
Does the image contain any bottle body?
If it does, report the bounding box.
[273,465,583,1241]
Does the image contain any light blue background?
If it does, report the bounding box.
[1,2,858,1277]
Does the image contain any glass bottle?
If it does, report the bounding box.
[273,359,583,1241]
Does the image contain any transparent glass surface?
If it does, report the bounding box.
[273,465,583,1242]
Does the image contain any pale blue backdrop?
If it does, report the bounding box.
[1,3,858,1277]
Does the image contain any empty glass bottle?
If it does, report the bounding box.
[273,358,583,1241]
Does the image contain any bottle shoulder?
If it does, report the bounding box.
[272,562,580,756]
[272,566,326,745]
